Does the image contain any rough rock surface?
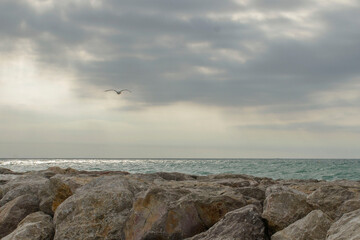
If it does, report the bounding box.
[0,168,15,175]
[326,208,360,240]
[46,174,96,214]
[271,210,332,240]
[0,167,359,240]
[186,204,267,240]
[237,186,266,202]
[53,175,146,240]
[124,181,248,240]
[0,175,49,207]
[307,185,355,219]
[265,185,307,197]
[334,198,360,220]
[0,194,39,238]
[262,190,313,233]
[2,211,54,240]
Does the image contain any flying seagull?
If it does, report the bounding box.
[105,89,131,95]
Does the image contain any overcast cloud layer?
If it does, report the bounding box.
[1,0,360,157]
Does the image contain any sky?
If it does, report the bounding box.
[1,0,360,158]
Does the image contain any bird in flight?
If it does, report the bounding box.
[105,89,131,95]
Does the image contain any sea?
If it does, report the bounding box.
[0,158,359,181]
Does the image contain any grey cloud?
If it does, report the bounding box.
[238,122,360,133]
[251,0,311,10]
[1,0,360,111]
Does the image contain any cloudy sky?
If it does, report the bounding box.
[1,0,360,158]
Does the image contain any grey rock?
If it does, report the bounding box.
[265,185,307,198]
[262,191,313,233]
[307,185,355,219]
[156,172,197,181]
[236,186,266,202]
[271,210,332,240]
[124,181,248,240]
[0,168,15,175]
[2,211,54,240]
[186,204,266,240]
[41,173,96,215]
[326,208,360,240]
[0,194,39,238]
[0,175,50,207]
[335,198,360,220]
[53,175,145,240]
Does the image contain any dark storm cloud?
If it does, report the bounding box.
[1,0,360,110]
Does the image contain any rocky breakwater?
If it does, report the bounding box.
[0,166,360,240]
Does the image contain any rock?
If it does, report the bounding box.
[283,181,324,195]
[262,191,313,233]
[265,185,307,198]
[44,174,96,214]
[0,168,15,175]
[34,167,80,178]
[271,210,332,240]
[335,198,360,220]
[307,185,355,219]
[124,181,248,240]
[236,186,266,202]
[326,208,360,240]
[0,175,21,185]
[124,186,205,240]
[1,167,359,240]
[156,172,197,181]
[0,175,50,207]
[186,204,266,240]
[0,194,39,238]
[201,174,261,188]
[2,211,54,240]
[53,175,145,240]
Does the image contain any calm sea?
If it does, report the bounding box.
[0,158,359,181]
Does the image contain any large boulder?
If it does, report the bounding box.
[53,175,146,240]
[124,181,248,240]
[271,210,332,240]
[326,208,360,240]
[307,185,354,219]
[0,175,50,207]
[334,198,360,220]
[186,204,267,240]
[41,173,96,215]
[0,194,39,238]
[2,211,54,240]
[262,191,313,233]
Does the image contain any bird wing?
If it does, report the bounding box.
[105,89,117,92]
[120,89,131,93]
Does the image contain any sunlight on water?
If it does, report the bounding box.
[0,158,359,180]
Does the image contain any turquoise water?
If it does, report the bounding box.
[0,158,359,181]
